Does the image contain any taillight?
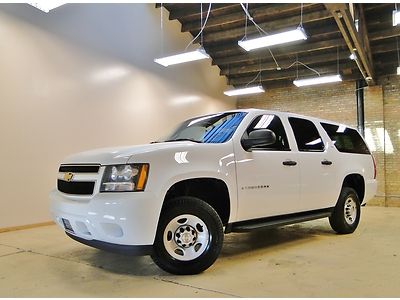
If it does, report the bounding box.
[371,155,377,179]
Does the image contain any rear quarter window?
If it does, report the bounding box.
[321,122,370,154]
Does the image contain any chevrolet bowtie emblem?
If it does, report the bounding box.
[63,172,74,182]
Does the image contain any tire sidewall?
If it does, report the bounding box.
[331,187,361,234]
[152,196,223,274]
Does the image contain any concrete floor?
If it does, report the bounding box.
[0,206,399,297]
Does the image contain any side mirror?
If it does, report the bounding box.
[242,129,276,151]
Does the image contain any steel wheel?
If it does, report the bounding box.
[163,214,210,261]
[152,196,223,274]
[344,196,357,225]
[329,187,361,234]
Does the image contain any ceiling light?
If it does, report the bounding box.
[154,48,209,67]
[349,53,357,60]
[293,74,342,87]
[224,85,265,97]
[397,66,400,75]
[29,1,66,13]
[238,27,307,51]
[393,10,400,26]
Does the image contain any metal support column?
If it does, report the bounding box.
[356,80,365,137]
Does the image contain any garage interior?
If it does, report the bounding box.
[0,2,399,297]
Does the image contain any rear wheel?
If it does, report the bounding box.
[329,187,361,234]
[151,196,223,275]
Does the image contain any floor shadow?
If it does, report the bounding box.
[68,249,168,276]
[220,222,336,258]
[67,222,336,276]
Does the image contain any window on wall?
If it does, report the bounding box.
[244,114,290,151]
[289,117,324,151]
[321,122,370,154]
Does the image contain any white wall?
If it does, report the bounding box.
[0,4,234,228]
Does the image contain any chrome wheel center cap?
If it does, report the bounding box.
[181,232,192,243]
[174,225,197,248]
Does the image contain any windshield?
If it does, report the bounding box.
[159,112,247,144]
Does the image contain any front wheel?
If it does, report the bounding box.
[151,196,223,275]
[329,187,361,234]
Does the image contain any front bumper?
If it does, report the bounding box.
[66,232,153,255]
[50,189,161,248]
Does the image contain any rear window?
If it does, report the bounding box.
[321,123,370,154]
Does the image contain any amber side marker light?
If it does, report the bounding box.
[136,164,149,191]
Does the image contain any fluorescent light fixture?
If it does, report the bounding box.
[224,85,265,97]
[29,1,66,13]
[154,48,209,67]
[238,27,307,51]
[293,74,342,87]
[393,10,400,26]
[397,66,400,75]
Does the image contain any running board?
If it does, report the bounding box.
[229,208,334,233]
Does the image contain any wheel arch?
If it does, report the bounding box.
[162,177,231,225]
[342,173,365,204]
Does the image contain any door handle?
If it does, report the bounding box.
[282,160,297,166]
[321,159,333,165]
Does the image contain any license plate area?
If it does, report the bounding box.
[62,218,74,233]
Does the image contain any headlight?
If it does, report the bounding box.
[100,164,149,192]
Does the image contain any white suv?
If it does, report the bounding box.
[50,109,377,274]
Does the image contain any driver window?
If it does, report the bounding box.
[244,114,290,151]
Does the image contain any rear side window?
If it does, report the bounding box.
[321,123,370,154]
[289,117,324,151]
[244,114,290,151]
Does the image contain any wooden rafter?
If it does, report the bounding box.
[201,10,332,44]
[325,3,375,85]
[181,4,318,33]
[220,50,354,76]
[228,61,356,86]
[212,38,347,66]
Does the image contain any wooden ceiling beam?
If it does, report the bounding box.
[212,38,347,66]
[220,50,352,76]
[325,3,375,85]
[370,27,400,42]
[371,42,400,54]
[181,4,318,33]
[234,74,360,93]
[201,10,332,44]
[205,22,340,55]
[227,62,356,85]
[231,71,361,87]
[358,4,374,68]
[168,4,240,22]
[363,3,393,12]
[209,25,394,60]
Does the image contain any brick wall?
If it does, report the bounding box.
[237,76,400,207]
[381,76,400,207]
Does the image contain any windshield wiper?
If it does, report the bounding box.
[163,138,202,143]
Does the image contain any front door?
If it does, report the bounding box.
[235,114,300,221]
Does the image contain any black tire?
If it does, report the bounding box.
[151,196,223,275]
[329,187,361,234]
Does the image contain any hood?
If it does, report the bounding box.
[62,142,197,165]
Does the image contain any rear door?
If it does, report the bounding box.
[288,117,339,211]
